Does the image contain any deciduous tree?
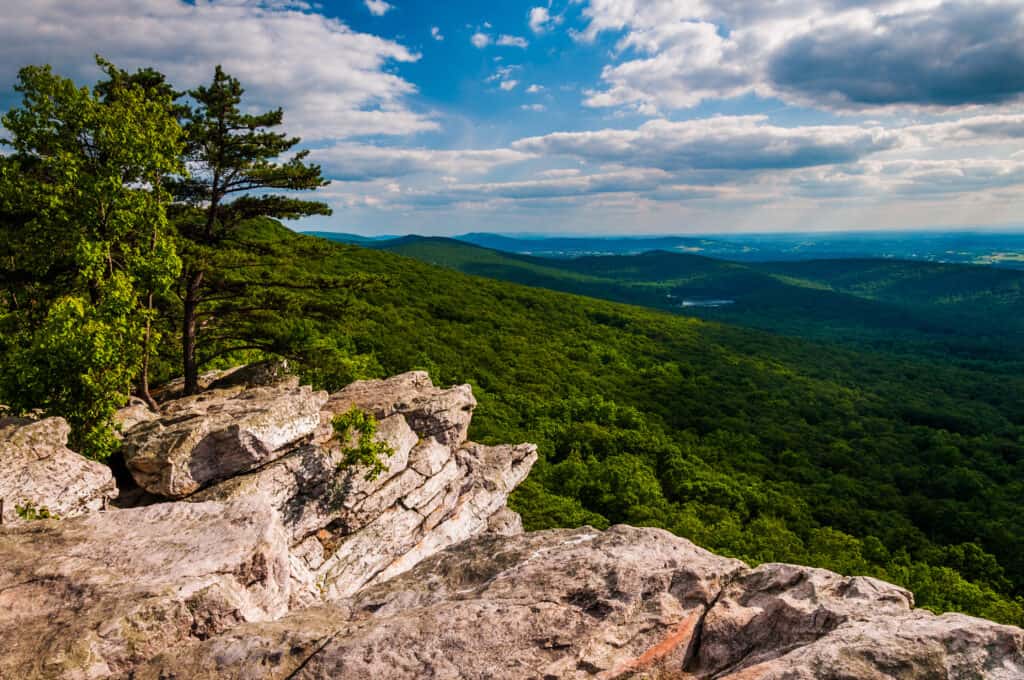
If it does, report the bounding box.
[0,61,183,456]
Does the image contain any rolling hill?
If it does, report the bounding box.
[359,235,1024,368]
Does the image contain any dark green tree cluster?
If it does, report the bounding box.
[0,59,358,457]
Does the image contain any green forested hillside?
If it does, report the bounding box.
[365,235,1024,367]
[281,223,1024,624]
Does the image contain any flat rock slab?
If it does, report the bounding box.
[0,498,290,680]
[123,383,328,498]
[134,525,744,679]
[132,525,1024,680]
[0,417,117,522]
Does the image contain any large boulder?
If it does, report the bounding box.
[0,417,117,522]
[122,383,328,498]
[130,526,1024,680]
[132,525,744,679]
[148,360,294,404]
[0,498,290,679]
[323,371,476,448]
[690,563,914,674]
[711,610,1024,679]
[691,562,1024,678]
[206,360,295,392]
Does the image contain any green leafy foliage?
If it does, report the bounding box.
[332,407,395,482]
[15,502,57,521]
[0,61,183,457]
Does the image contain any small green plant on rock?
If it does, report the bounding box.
[332,407,394,482]
[15,502,57,521]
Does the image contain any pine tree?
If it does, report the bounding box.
[171,66,333,395]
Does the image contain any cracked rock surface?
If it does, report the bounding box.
[132,525,1024,679]
[0,416,117,522]
[122,382,328,498]
[186,370,537,606]
[2,365,1022,679]
[0,499,289,679]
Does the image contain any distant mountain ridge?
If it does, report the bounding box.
[304,229,1024,268]
[303,232,1024,367]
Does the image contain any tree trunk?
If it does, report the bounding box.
[182,270,203,396]
[138,293,159,411]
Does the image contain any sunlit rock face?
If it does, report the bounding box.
[132,526,1024,680]
[0,416,117,522]
[1,365,1021,679]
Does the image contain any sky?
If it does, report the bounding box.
[2,0,1024,236]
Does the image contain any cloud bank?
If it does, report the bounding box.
[578,0,1024,113]
[0,0,433,140]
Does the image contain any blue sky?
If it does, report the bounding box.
[3,0,1024,235]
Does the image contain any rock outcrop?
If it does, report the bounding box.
[0,499,289,679]
[1,365,1021,679]
[189,371,536,605]
[132,526,1024,680]
[322,371,477,447]
[0,417,117,522]
[122,381,328,498]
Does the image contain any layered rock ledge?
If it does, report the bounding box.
[0,416,117,522]
[0,365,1021,679]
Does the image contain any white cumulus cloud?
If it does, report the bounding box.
[529,7,562,34]
[311,144,534,181]
[0,0,433,141]
[497,35,529,48]
[364,0,392,17]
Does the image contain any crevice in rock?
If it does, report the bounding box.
[0,576,58,595]
[682,571,738,678]
[282,630,342,680]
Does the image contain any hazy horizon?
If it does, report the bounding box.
[303,225,1024,239]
